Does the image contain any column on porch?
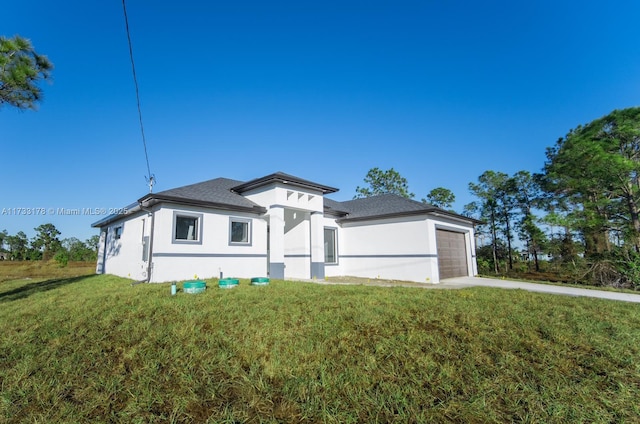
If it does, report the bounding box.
[309,211,325,279]
[269,206,285,279]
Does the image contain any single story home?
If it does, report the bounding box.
[92,172,479,283]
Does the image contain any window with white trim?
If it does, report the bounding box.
[229,217,251,245]
[173,212,202,243]
[114,226,123,240]
[324,227,337,264]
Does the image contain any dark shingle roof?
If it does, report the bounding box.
[138,177,266,213]
[333,194,434,219]
[324,194,479,224]
[92,173,478,229]
[323,198,350,216]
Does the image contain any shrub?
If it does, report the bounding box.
[53,250,69,268]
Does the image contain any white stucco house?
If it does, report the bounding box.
[92,172,479,283]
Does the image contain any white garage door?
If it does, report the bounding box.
[437,229,468,280]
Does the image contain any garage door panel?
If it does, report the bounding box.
[437,229,468,279]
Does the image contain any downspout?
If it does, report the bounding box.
[140,203,155,283]
[100,228,108,274]
[308,211,312,279]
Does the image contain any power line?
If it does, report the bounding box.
[122,0,155,192]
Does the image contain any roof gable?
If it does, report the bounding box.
[231,172,338,194]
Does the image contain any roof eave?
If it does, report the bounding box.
[427,209,483,225]
[336,210,428,223]
[336,209,480,224]
[91,202,142,228]
[323,209,349,218]
[138,194,267,214]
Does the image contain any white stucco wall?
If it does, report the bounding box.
[323,213,477,283]
[98,204,268,283]
[283,209,310,278]
[149,204,268,282]
[242,183,326,280]
[97,211,150,281]
[242,183,324,212]
[337,216,435,283]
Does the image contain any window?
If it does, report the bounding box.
[172,212,203,243]
[114,226,123,240]
[176,216,198,240]
[229,218,251,245]
[324,227,337,264]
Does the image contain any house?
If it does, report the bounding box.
[92,172,479,283]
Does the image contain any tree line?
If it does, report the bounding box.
[0,224,99,265]
[355,107,640,289]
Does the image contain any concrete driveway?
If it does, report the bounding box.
[441,276,640,303]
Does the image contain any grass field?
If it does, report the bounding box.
[1,270,639,423]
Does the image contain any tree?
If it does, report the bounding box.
[475,240,509,273]
[0,229,7,251]
[469,170,518,271]
[512,171,547,271]
[61,237,97,262]
[6,231,28,260]
[32,223,61,260]
[354,167,414,199]
[0,35,53,110]
[544,107,640,254]
[423,187,455,209]
[517,214,547,271]
[86,235,100,252]
[464,197,500,273]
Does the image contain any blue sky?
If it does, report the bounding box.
[2,0,639,242]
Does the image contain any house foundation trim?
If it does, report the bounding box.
[311,261,325,279]
[153,253,268,258]
[269,262,285,279]
[339,254,438,259]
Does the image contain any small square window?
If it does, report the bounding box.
[114,226,123,240]
[229,218,251,245]
[175,215,198,241]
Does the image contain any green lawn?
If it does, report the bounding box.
[1,274,639,423]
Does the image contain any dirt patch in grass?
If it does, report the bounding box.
[0,261,95,282]
[324,275,431,287]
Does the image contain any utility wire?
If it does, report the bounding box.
[122,0,154,192]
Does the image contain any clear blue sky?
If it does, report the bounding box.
[2,0,639,242]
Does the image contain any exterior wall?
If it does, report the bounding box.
[243,183,325,280]
[283,209,310,278]
[149,204,267,282]
[323,214,477,283]
[336,216,435,283]
[96,211,150,281]
[309,212,325,279]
